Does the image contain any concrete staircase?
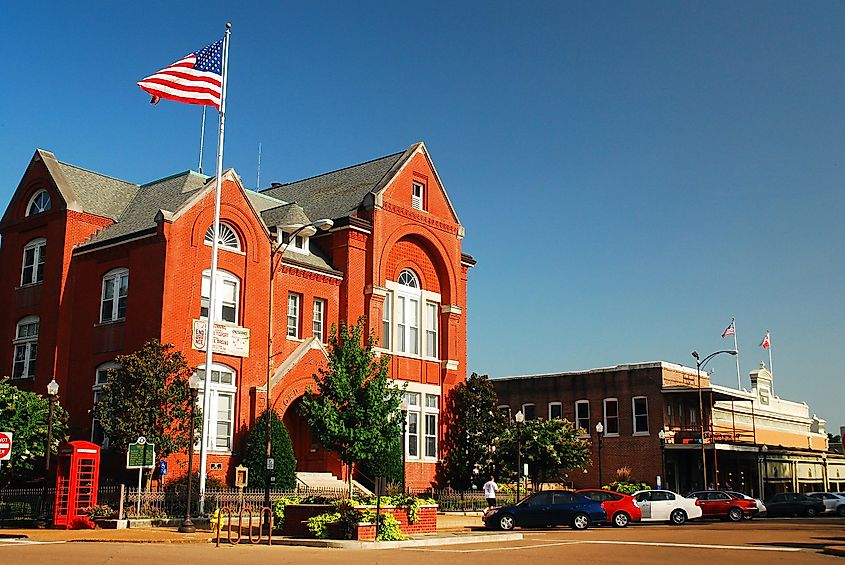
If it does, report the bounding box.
[296,471,373,496]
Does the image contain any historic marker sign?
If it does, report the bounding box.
[191,320,250,357]
[0,432,12,461]
[127,440,155,469]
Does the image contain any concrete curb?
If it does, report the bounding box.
[69,538,213,544]
[269,532,523,549]
[823,545,845,557]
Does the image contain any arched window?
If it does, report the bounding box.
[383,268,440,359]
[200,269,240,324]
[26,189,51,216]
[396,269,420,355]
[13,316,39,379]
[196,364,237,452]
[204,222,241,251]
[21,238,46,286]
[398,269,419,288]
[92,362,120,447]
[101,268,129,322]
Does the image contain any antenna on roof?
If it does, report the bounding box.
[256,142,262,188]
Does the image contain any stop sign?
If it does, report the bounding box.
[0,432,12,461]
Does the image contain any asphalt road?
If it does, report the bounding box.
[2,517,843,564]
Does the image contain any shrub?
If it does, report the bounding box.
[307,511,340,539]
[240,410,297,490]
[81,504,117,518]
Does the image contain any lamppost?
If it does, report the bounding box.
[691,349,737,490]
[761,444,769,499]
[515,410,524,502]
[595,421,604,488]
[37,378,59,528]
[658,429,666,490]
[264,218,333,510]
[400,400,408,493]
[179,373,201,533]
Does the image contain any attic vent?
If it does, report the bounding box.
[271,182,283,188]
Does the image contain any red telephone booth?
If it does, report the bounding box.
[53,441,100,529]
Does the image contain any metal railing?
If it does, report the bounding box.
[0,485,121,522]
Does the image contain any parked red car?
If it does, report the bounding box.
[576,489,642,527]
[686,490,758,521]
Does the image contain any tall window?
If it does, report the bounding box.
[381,295,391,349]
[92,362,118,446]
[312,299,325,341]
[425,302,438,358]
[12,316,39,379]
[549,402,562,420]
[204,222,241,251]
[26,189,51,216]
[403,390,440,460]
[603,398,619,435]
[633,396,649,434]
[575,400,590,432]
[101,268,129,322]
[424,394,439,458]
[396,270,420,355]
[21,238,46,286]
[196,364,236,452]
[521,403,536,420]
[287,293,301,337]
[201,270,239,324]
[385,269,440,359]
[404,392,420,458]
[412,181,424,210]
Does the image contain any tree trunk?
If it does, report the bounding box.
[347,461,353,499]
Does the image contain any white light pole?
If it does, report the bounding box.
[595,421,604,488]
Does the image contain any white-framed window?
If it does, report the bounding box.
[403,391,420,458]
[287,293,301,338]
[12,316,39,379]
[401,384,441,460]
[575,400,590,432]
[201,269,239,324]
[21,238,46,286]
[603,398,619,436]
[549,402,562,420]
[396,270,420,355]
[412,181,424,210]
[632,396,649,435]
[424,301,438,358]
[312,298,325,341]
[196,364,236,452]
[92,362,119,447]
[521,403,536,420]
[424,394,439,458]
[100,268,129,322]
[498,405,511,419]
[26,189,51,216]
[204,222,241,252]
[281,231,308,253]
[381,294,391,349]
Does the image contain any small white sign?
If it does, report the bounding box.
[191,320,250,357]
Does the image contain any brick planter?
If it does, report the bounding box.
[280,503,437,540]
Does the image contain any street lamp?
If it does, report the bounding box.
[515,410,525,503]
[400,400,408,493]
[595,421,604,488]
[264,218,334,509]
[38,378,59,528]
[658,429,666,490]
[691,349,737,490]
[179,373,201,533]
[761,444,769,499]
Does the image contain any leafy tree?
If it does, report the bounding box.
[93,340,196,487]
[241,409,297,490]
[439,373,506,489]
[299,317,403,495]
[0,378,70,486]
[360,431,403,487]
[495,418,591,490]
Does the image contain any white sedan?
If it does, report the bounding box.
[808,492,845,516]
[632,490,703,525]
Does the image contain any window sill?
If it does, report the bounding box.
[633,432,650,437]
[286,335,304,343]
[95,319,126,327]
[11,375,35,381]
[603,433,620,438]
[16,281,44,290]
[387,351,440,363]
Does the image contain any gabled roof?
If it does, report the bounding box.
[260,150,406,221]
[57,162,140,220]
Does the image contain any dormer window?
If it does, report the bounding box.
[281,231,308,253]
[412,181,424,211]
[26,189,51,216]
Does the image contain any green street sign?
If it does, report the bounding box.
[126,442,156,469]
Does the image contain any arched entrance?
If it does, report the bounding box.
[282,397,340,475]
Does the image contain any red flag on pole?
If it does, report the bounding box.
[760,332,771,349]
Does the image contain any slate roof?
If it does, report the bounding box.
[260,150,407,221]
[79,171,209,248]
[57,162,140,221]
[261,203,310,228]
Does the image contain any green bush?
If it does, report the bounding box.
[307,511,340,538]
[240,410,297,490]
[359,432,404,486]
[603,481,651,495]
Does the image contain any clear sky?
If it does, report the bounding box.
[2,2,842,432]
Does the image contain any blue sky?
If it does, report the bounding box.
[2,2,843,432]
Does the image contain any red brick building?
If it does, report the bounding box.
[0,142,474,488]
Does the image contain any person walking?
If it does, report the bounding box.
[483,476,499,510]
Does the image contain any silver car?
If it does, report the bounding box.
[808,492,845,516]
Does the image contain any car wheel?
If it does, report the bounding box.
[806,507,818,518]
[570,512,590,530]
[742,513,754,520]
[669,509,687,525]
[727,507,743,522]
[498,514,516,531]
[612,512,630,528]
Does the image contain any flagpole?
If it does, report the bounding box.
[198,107,207,174]
[732,317,741,389]
[767,331,774,395]
[198,22,231,514]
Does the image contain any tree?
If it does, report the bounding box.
[439,373,506,490]
[241,410,297,490]
[299,318,403,495]
[93,340,196,487]
[0,378,69,486]
[495,418,591,490]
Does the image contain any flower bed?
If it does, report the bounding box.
[280,500,437,540]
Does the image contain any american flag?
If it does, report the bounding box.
[721,320,735,338]
[137,39,223,109]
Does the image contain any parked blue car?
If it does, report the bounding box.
[483,489,606,530]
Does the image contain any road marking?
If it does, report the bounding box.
[579,540,801,552]
[403,541,581,553]
[0,539,67,547]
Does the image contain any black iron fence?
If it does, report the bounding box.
[0,485,121,523]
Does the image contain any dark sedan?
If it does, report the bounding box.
[483,490,606,530]
[763,492,826,517]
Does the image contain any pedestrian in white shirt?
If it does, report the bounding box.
[483,476,499,509]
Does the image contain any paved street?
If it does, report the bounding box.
[1,518,844,564]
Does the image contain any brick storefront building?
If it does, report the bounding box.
[493,362,838,497]
[0,142,474,488]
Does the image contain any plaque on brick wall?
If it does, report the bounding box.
[192,320,250,357]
